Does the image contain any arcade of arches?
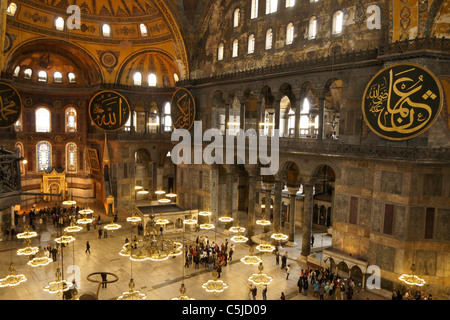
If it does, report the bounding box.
[0,0,449,301]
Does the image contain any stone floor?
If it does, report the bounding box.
[0,202,388,301]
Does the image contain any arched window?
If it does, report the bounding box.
[286,0,295,8]
[173,73,179,83]
[13,66,20,77]
[251,0,258,19]
[148,73,157,87]
[66,143,77,172]
[265,28,273,50]
[332,10,344,34]
[55,17,65,31]
[66,107,77,132]
[35,107,51,132]
[24,68,32,79]
[133,72,142,86]
[38,70,47,82]
[68,72,76,83]
[308,16,317,39]
[218,42,224,61]
[266,0,278,14]
[124,111,137,132]
[163,102,172,132]
[299,98,318,138]
[286,22,294,45]
[36,141,52,172]
[54,71,63,83]
[233,8,240,28]
[102,24,111,37]
[7,3,17,16]
[232,39,239,57]
[248,34,255,54]
[139,23,148,37]
[148,107,159,133]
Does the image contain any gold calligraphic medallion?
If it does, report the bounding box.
[89,91,130,131]
[171,88,196,131]
[0,82,22,128]
[362,63,443,141]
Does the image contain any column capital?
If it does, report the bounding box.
[301,176,316,186]
[244,164,260,177]
[287,186,298,196]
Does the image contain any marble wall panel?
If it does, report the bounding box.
[371,201,383,233]
[416,250,437,276]
[358,197,372,228]
[407,207,424,240]
[346,167,366,188]
[436,208,450,241]
[423,174,443,197]
[393,205,406,239]
[333,193,349,223]
[380,171,403,195]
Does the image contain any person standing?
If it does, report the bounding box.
[251,285,257,300]
[262,285,268,300]
[247,284,253,300]
[101,273,107,288]
[311,234,315,247]
[281,252,287,269]
[275,251,280,266]
[85,241,91,254]
[286,265,291,280]
[229,244,235,261]
[98,228,103,239]
[51,246,58,261]
[280,292,286,300]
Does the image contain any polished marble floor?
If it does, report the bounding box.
[0,203,387,301]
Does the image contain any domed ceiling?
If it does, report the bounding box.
[5,0,189,81]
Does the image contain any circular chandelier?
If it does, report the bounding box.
[0,264,27,288]
[78,207,94,215]
[202,270,228,294]
[62,199,76,206]
[248,263,273,286]
[199,223,215,230]
[155,190,166,195]
[27,248,53,267]
[64,221,83,233]
[241,247,262,265]
[256,243,275,253]
[120,236,182,262]
[134,185,143,191]
[55,233,76,244]
[166,190,177,198]
[399,264,426,287]
[229,226,246,233]
[271,232,289,241]
[218,216,233,223]
[183,218,197,225]
[43,268,70,294]
[16,225,38,239]
[137,189,150,195]
[77,217,93,225]
[103,222,122,231]
[256,219,271,226]
[155,218,169,225]
[199,211,212,216]
[171,283,195,300]
[231,234,248,243]
[158,198,171,204]
[17,240,39,256]
[127,216,142,223]
[117,279,146,300]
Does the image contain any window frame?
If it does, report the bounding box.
[35,107,51,133]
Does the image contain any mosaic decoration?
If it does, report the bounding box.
[399,0,411,41]
[0,82,22,128]
[362,63,443,141]
[89,91,130,131]
[170,88,196,131]
[98,50,119,69]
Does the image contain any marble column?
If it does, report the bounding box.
[294,98,301,139]
[224,165,237,227]
[274,98,281,134]
[10,206,15,229]
[245,165,259,237]
[287,187,297,242]
[301,179,315,256]
[272,179,283,232]
[210,164,219,223]
[318,97,325,141]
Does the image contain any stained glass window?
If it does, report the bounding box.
[66,107,77,132]
[37,141,51,172]
[66,143,77,173]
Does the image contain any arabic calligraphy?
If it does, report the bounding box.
[362,63,443,141]
[89,91,130,131]
[171,88,196,131]
[0,82,22,128]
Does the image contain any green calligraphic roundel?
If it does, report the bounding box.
[171,87,196,131]
[89,91,131,131]
[362,63,443,141]
[0,82,22,128]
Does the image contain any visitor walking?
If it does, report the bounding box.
[85,241,91,254]
[286,265,291,280]
[262,285,268,300]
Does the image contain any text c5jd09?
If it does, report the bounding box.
[226,305,267,316]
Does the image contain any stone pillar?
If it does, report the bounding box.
[210,164,219,223]
[272,179,283,232]
[257,101,263,136]
[263,183,273,220]
[301,179,315,256]
[318,97,325,141]
[0,0,7,73]
[240,101,246,131]
[274,98,281,134]
[245,165,259,237]
[10,206,15,229]
[294,98,301,139]
[224,165,237,226]
[287,187,297,242]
